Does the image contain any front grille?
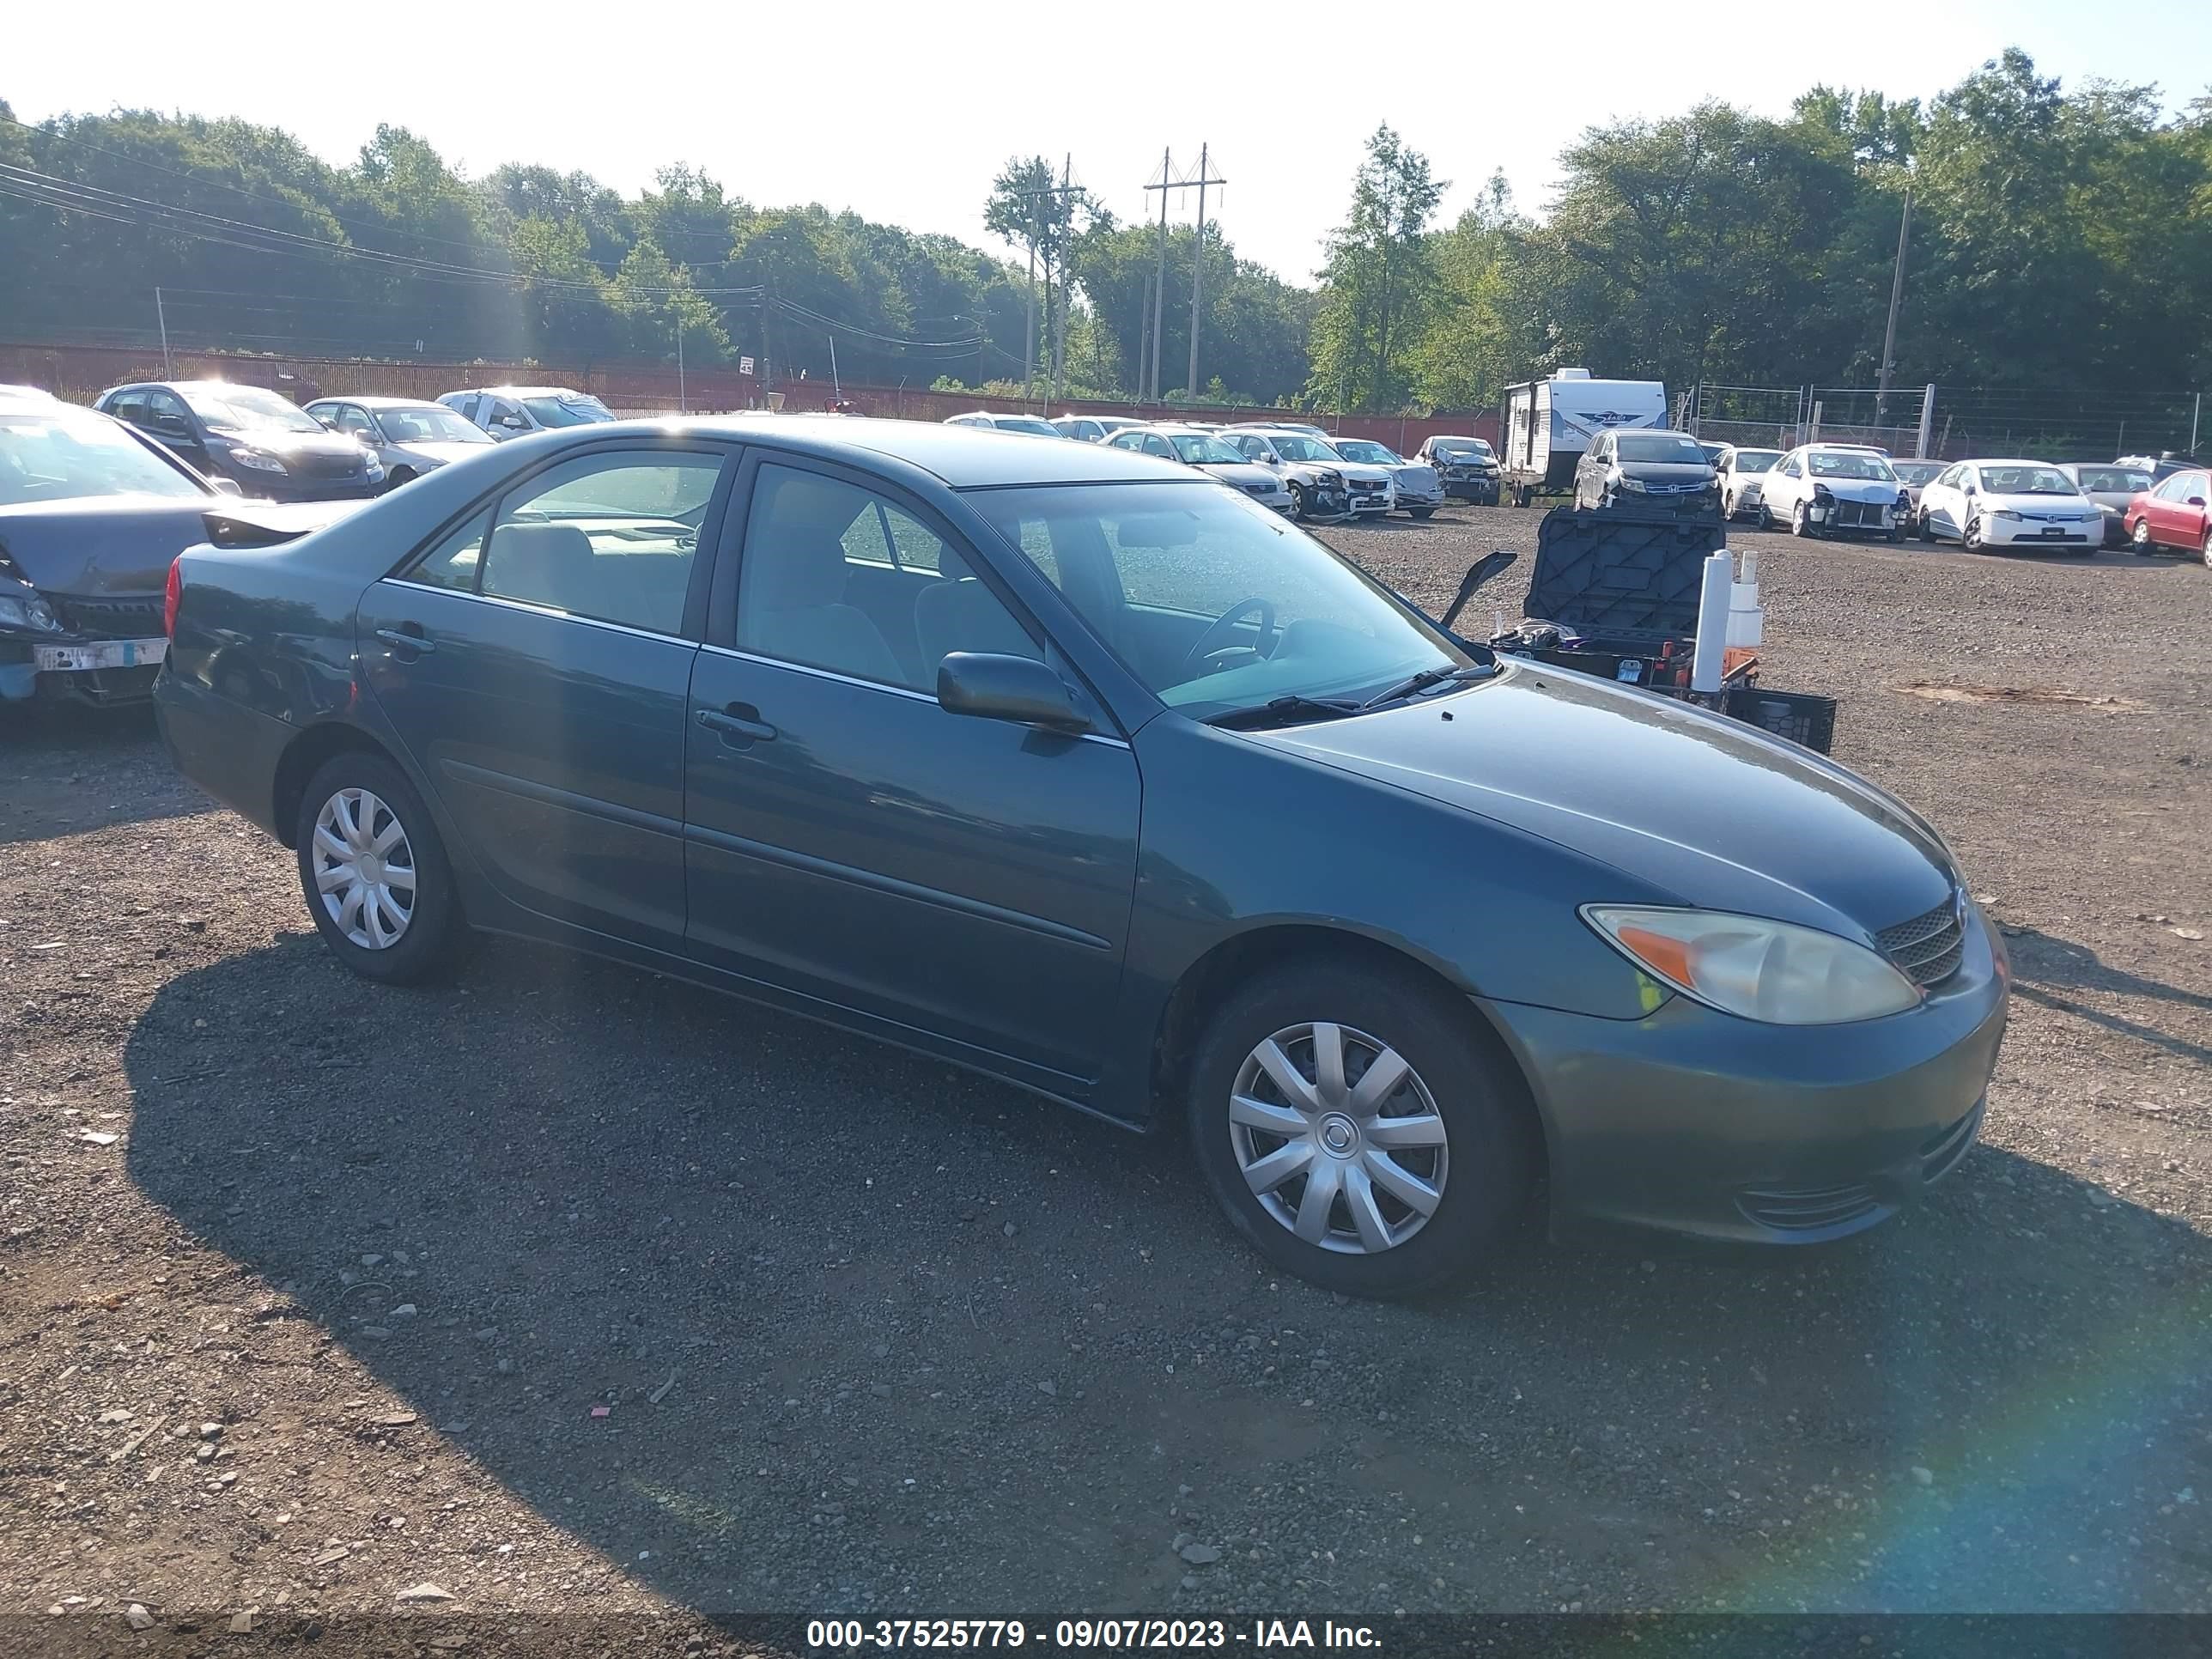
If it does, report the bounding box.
[1921,1097,1984,1183]
[1826,499,1886,528]
[46,594,165,639]
[1876,894,1966,987]
[1739,1182,1883,1232]
[294,451,365,480]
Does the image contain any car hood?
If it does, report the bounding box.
[1431,452,1496,470]
[1244,664,1955,939]
[210,426,368,465]
[1981,493,2100,517]
[0,495,361,595]
[1617,462,1713,486]
[1808,476,1903,502]
[1197,460,1286,491]
[1336,464,1393,486]
[386,441,491,468]
[1391,463,1442,491]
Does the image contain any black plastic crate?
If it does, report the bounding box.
[1728,687,1837,754]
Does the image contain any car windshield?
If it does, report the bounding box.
[973,481,1468,722]
[1979,465,2079,495]
[374,403,492,445]
[2071,466,2151,494]
[1332,440,1400,465]
[992,417,1060,437]
[1808,450,1899,481]
[1890,461,1943,484]
[1265,434,1343,464]
[1731,448,1784,473]
[520,394,615,428]
[1432,439,1492,459]
[178,384,322,434]
[0,404,208,504]
[1615,433,1710,465]
[1170,434,1244,465]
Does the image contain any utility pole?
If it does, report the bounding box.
[1875,185,1912,420]
[829,334,840,400]
[155,287,172,378]
[1009,165,1088,410]
[675,307,687,414]
[1050,152,1072,410]
[1142,147,1172,403]
[1188,143,1224,406]
[1136,273,1152,404]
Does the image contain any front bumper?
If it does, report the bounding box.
[1984,517,2100,549]
[1395,487,1445,508]
[1441,471,1499,501]
[1806,498,1903,535]
[225,470,380,503]
[1483,905,2008,1243]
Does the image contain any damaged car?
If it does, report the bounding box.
[0,391,356,706]
[1415,435,1502,503]
[1328,438,1445,520]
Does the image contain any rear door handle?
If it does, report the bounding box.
[375,626,435,655]
[696,704,777,746]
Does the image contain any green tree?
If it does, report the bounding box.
[1310,125,1445,410]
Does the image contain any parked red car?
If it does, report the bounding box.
[2124,466,2211,562]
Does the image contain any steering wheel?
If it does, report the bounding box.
[1182,596,1279,675]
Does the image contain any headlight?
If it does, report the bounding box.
[231,449,288,474]
[1581,905,1923,1025]
[1993,509,2024,522]
[1619,476,1649,493]
[1812,483,1833,501]
[363,456,386,480]
[0,592,64,634]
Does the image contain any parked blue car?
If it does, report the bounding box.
[152,417,2006,1297]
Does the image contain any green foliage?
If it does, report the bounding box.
[1310,125,1446,410]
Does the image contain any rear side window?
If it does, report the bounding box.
[409,451,722,633]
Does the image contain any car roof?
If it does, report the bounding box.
[1964,458,2068,470]
[465,385,591,398]
[657,413,1185,487]
[310,394,444,409]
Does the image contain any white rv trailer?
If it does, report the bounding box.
[1499,369,1668,504]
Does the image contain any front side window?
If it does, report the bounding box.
[2072,467,2149,494]
[1109,431,1145,451]
[1266,434,1342,465]
[973,481,1468,722]
[2154,473,2203,502]
[1731,448,1783,474]
[1170,434,1244,465]
[737,463,1039,694]
[470,450,722,634]
[331,404,375,438]
[1142,434,1175,459]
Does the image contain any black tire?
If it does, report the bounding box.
[1288,483,1310,521]
[1917,509,1935,543]
[1185,957,1536,1299]
[1964,515,1985,552]
[1887,523,1905,543]
[384,466,416,494]
[294,750,465,985]
[2130,517,2154,555]
[1791,501,1814,538]
[1409,506,1436,520]
[1758,500,1775,532]
[2202,526,2212,568]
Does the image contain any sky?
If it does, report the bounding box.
[8,1,2211,284]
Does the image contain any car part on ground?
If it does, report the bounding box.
[152,416,1997,1296]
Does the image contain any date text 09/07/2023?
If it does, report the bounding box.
[805,1620,1382,1651]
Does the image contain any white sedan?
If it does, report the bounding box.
[1915,459,2105,554]
[1756,445,1912,540]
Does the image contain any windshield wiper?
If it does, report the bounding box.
[1358,662,1493,711]
[1202,695,1364,731]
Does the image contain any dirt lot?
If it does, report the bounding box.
[4,507,2210,1635]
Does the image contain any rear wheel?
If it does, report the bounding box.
[1186,958,1535,1299]
[295,750,464,985]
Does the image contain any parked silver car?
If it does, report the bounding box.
[944,411,1062,437]
[305,396,496,490]
[2059,461,2155,547]
[1231,428,1395,517]
[1329,437,1443,520]
[1108,424,1295,514]
[1415,434,1501,504]
[439,386,617,440]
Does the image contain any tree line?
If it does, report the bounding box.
[3,50,2207,433]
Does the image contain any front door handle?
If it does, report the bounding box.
[696,703,778,747]
[375,626,435,655]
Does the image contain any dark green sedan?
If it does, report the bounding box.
[153,416,2007,1297]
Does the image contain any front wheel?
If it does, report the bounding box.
[383,466,416,494]
[1758,500,1775,531]
[1186,959,1535,1299]
[1917,509,1935,542]
[1408,506,1436,520]
[2202,526,2211,568]
[1288,483,1310,521]
[1964,515,1985,552]
[2130,517,2154,555]
[295,750,465,984]
[1791,501,1814,538]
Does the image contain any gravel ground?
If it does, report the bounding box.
[3,507,2210,1638]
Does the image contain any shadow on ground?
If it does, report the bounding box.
[123,934,2212,1613]
[0,699,207,847]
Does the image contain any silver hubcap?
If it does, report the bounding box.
[1229,1021,1448,1255]
[312,787,416,950]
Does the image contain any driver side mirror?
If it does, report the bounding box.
[936,653,1090,733]
[210,477,244,497]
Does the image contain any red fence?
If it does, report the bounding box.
[0,340,1498,452]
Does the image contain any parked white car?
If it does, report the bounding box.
[1757,445,1911,540]
[1228,428,1395,518]
[1107,425,1295,514]
[1914,459,2104,554]
[944,411,1062,437]
[1329,438,1444,519]
[1714,445,1784,522]
[305,395,496,489]
[438,386,616,439]
[1050,414,1146,442]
